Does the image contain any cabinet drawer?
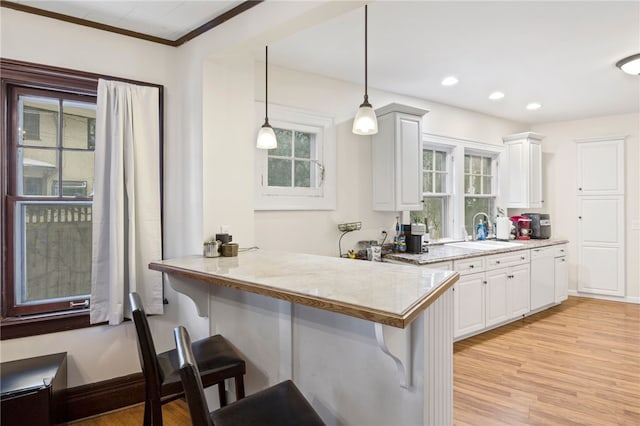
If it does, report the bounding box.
[530,246,555,260]
[453,257,485,275]
[554,244,568,257]
[485,250,530,270]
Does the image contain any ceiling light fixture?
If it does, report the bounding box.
[526,102,542,110]
[256,45,277,149]
[441,76,459,86]
[352,5,378,136]
[616,53,640,75]
[489,91,504,100]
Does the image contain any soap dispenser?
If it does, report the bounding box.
[476,220,487,241]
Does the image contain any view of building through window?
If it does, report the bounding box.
[12,91,95,313]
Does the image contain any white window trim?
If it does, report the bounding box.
[420,143,454,238]
[422,133,504,240]
[255,103,336,211]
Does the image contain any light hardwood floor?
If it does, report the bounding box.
[72,297,639,425]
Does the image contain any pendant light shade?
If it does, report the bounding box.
[257,45,277,149]
[352,5,378,136]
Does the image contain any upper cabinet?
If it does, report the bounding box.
[576,136,625,195]
[502,132,544,209]
[372,103,428,211]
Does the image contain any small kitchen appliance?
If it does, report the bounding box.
[522,213,551,239]
[510,215,532,240]
[495,217,511,241]
[406,223,425,254]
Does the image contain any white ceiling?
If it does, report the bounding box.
[13,1,640,125]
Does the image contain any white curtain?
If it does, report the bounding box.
[91,79,163,325]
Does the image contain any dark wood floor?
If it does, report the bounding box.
[72,297,640,425]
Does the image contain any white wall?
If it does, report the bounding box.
[531,113,640,300]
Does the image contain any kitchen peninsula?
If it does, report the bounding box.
[150,249,459,425]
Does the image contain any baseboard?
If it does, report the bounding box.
[568,290,640,304]
[63,372,145,422]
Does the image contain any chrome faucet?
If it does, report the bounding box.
[472,212,492,240]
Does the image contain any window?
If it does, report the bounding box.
[8,87,96,317]
[22,107,41,140]
[464,153,496,235]
[411,148,450,240]
[255,103,335,210]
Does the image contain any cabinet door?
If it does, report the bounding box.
[508,263,530,318]
[505,141,527,207]
[576,138,624,195]
[554,256,568,303]
[453,273,485,338]
[529,142,542,207]
[577,196,625,296]
[485,269,509,328]
[530,250,555,311]
[396,114,423,211]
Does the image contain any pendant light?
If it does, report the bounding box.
[352,5,378,135]
[257,45,277,149]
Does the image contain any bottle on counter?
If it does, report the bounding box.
[476,220,487,241]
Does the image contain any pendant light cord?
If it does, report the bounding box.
[364,5,368,100]
[265,45,269,123]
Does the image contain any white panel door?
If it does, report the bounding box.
[576,138,624,195]
[577,196,625,296]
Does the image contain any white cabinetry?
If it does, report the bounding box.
[372,103,428,211]
[530,246,556,311]
[452,250,529,339]
[503,132,544,208]
[576,137,625,297]
[554,245,568,303]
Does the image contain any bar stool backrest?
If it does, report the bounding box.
[129,292,165,402]
[174,326,215,426]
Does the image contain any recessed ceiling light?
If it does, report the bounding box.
[489,91,504,100]
[616,53,640,75]
[441,76,459,86]
[526,102,542,110]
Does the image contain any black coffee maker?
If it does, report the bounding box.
[404,224,425,254]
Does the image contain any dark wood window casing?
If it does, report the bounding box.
[1,58,164,340]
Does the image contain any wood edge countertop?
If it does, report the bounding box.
[149,252,459,329]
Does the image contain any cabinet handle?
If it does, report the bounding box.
[578,187,582,191]
[578,216,582,220]
[521,256,526,260]
[483,280,487,285]
[469,265,474,269]
[561,259,566,262]
[496,260,501,264]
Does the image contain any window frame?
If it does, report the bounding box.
[254,103,336,211]
[463,149,499,235]
[1,58,164,340]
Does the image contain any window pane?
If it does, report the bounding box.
[423,150,433,171]
[423,171,433,193]
[19,96,59,147]
[410,197,446,240]
[271,128,292,157]
[435,172,445,193]
[20,147,58,196]
[472,176,482,194]
[483,176,492,194]
[62,151,94,196]
[294,160,311,187]
[268,158,291,187]
[62,100,96,149]
[465,197,492,235]
[294,131,311,159]
[482,157,492,175]
[464,155,470,173]
[434,151,445,171]
[471,156,481,174]
[464,175,471,194]
[18,203,92,304]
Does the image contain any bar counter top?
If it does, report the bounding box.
[149,249,458,329]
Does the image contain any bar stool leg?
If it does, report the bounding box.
[217,381,228,407]
[235,375,245,400]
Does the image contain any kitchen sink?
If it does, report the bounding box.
[445,240,524,251]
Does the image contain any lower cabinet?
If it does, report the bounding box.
[453,251,530,339]
[555,245,569,302]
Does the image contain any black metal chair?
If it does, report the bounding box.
[129,293,246,426]
[174,325,325,426]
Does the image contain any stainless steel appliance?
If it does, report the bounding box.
[405,223,425,254]
[523,213,551,239]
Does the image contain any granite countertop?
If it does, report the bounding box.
[385,239,569,266]
[149,249,459,329]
